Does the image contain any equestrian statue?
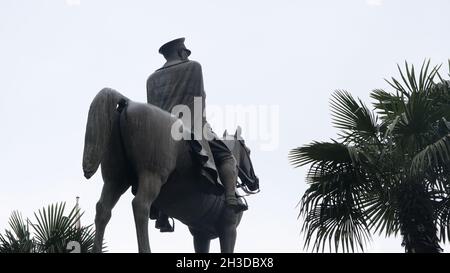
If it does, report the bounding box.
[82,38,259,253]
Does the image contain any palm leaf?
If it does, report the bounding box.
[0,212,35,253]
[371,89,406,123]
[32,202,82,253]
[410,135,450,176]
[291,60,450,253]
[291,141,372,252]
[289,140,351,168]
[329,90,379,144]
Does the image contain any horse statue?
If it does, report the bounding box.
[82,88,259,253]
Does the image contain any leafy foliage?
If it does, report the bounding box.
[0,202,102,253]
[290,60,450,252]
[0,212,35,253]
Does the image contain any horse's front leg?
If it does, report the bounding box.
[132,172,162,253]
[189,228,211,253]
[218,208,240,253]
[93,178,129,253]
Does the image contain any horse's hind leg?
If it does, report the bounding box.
[132,172,162,253]
[93,178,129,253]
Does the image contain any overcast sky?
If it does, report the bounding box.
[1,0,450,253]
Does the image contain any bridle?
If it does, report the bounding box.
[236,139,260,195]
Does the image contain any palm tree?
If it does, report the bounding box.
[0,211,35,253]
[289,60,450,253]
[0,202,100,253]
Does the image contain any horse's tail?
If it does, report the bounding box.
[82,88,128,179]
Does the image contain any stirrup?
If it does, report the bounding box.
[157,217,175,233]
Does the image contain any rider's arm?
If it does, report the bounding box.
[146,76,153,104]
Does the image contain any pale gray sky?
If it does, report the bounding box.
[1,0,450,252]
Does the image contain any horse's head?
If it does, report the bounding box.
[222,126,259,194]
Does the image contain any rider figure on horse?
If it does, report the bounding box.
[146,38,247,232]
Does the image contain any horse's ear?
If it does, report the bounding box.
[235,126,242,139]
[223,130,228,138]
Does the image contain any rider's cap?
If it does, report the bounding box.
[158,37,191,58]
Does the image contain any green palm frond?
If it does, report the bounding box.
[302,202,372,253]
[291,60,450,253]
[427,81,450,120]
[0,212,35,253]
[330,90,379,144]
[385,60,441,96]
[291,141,372,252]
[364,188,400,237]
[1,202,103,253]
[381,92,444,153]
[32,202,82,253]
[393,95,431,143]
[435,196,450,243]
[378,61,444,144]
[371,89,406,123]
[8,211,30,242]
[66,224,103,253]
[289,140,351,168]
[410,134,450,176]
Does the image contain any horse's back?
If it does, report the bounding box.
[120,101,179,178]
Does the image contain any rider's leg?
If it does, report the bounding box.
[218,156,238,203]
[216,155,247,212]
[210,139,247,212]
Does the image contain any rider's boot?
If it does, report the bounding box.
[155,212,174,232]
[219,157,248,213]
[225,195,248,212]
